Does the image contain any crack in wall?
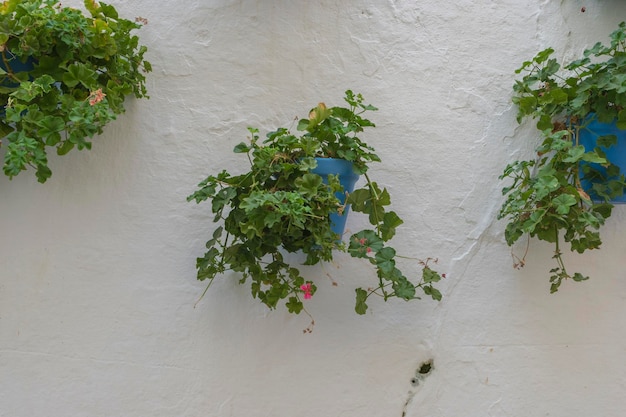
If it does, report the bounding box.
[401,359,434,417]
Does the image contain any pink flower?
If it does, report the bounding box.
[300,283,312,300]
[88,88,106,106]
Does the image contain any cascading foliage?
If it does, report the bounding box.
[0,0,151,182]
[499,22,626,291]
[188,91,443,319]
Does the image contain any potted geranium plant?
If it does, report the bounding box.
[498,22,626,292]
[188,90,443,321]
[0,0,151,183]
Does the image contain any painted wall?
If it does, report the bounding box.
[2,1,626,416]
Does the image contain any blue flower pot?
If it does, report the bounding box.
[0,53,35,87]
[311,157,360,237]
[1,53,35,118]
[578,115,626,203]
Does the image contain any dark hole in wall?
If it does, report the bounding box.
[418,361,432,375]
[410,359,434,387]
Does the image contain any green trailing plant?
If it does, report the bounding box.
[499,22,626,292]
[0,0,151,182]
[188,91,443,319]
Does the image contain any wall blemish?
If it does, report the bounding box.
[402,359,434,417]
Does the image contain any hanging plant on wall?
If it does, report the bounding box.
[499,22,626,292]
[0,0,151,183]
[188,91,443,322]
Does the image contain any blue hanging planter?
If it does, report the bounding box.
[311,157,360,237]
[0,53,35,87]
[578,115,626,203]
[1,53,35,118]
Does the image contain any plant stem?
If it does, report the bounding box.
[194,278,216,308]
[553,227,569,277]
[363,172,384,236]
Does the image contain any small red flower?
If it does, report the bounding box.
[300,283,313,299]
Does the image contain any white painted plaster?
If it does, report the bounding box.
[2,1,626,416]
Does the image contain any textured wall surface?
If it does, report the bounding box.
[2,1,626,416]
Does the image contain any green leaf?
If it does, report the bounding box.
[592,203,613,219]
[423,267,442,283]
[355,288,368,315]
[534,48,555,64]
[383,267,405,283]
[535,174,559,199]
[211,187,237,213]
[393,277,416,300]
[99,3,119,19]
[538,88,568,106]
[581,151,607,164]
[374,246,396,275]
[286,297,303,314]
[38,116,65,137]
[516,96,538,117]
[300,138,321,156]
[295,173,323,197]
[346,188,370,211]
[617,110,626,130]
[304,102,331,131]
[380,211,403,241]
[296,118,309,131]
[10,81,42,101]
[562,145,585,163]
[522,209,546,233]
[373,184,391,206]
[233,142,250,153]
[35,164,52,183]
[552,194,577,215]
[348,230,384,258]
[298,156,318,170]
[423,285,442,301]
[537,114,553,131]
[84,0,99,15]
[57,141,75,155]
[596,134,618,148]
[62,63,97,89]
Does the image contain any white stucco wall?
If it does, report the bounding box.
[2,1,626,416]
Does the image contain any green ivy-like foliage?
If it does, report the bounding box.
[499,22,626,292]
[0,0,151,182]
[188,91,443,317]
